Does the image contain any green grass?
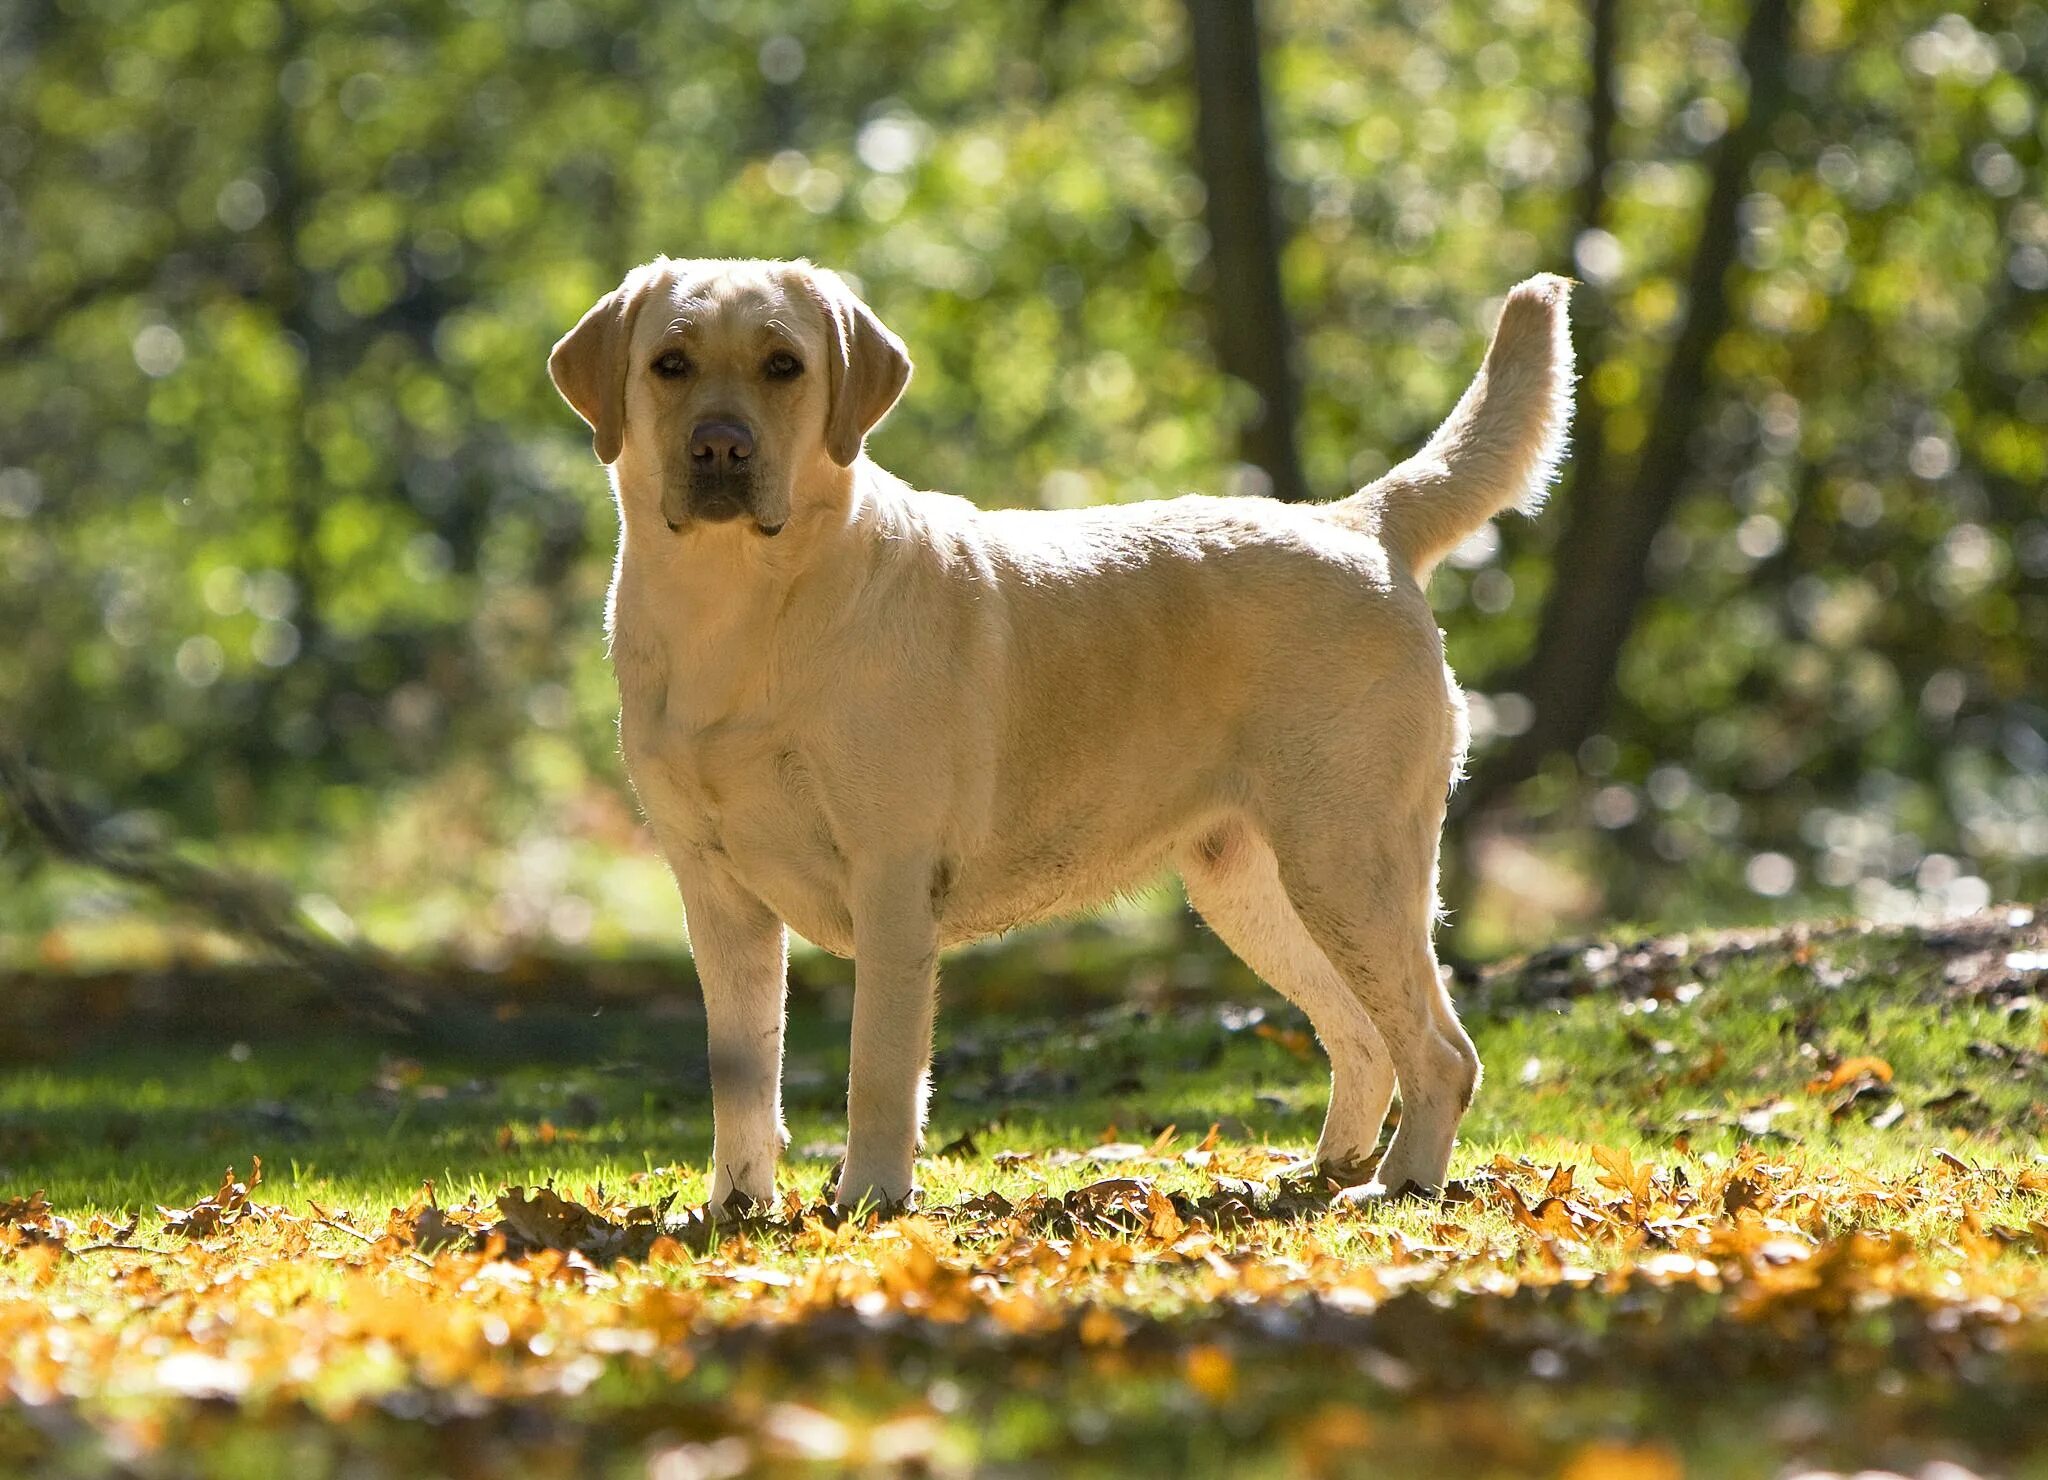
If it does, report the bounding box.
[3,912,2047,1477]
[10,924,2042,1212]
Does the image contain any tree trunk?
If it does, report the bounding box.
[1185,0,1308,503]
[1573,0,1621,246]
[1436,0,1629,958]
[266,0,323,667]
[1453,0,1796,825]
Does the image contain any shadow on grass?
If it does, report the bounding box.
[0,991,1335,1210]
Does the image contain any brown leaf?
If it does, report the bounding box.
[158,1161,265,1240]
[407,1203,468,1254]
[1145,1186,1186,1242]
[0,1190,72,1252]
[1591,1144,1653,1211]
[1061,1177,1158,1231]
[1086,1143,1154,1165]
[1808,1055,1894,1095]
[950,1191,1016,1220]
[1720,1174,1766,1218]
[483,1185,675,1261]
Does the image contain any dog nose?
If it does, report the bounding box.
[690,420,754,468]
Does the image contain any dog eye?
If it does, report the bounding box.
[764,351,803,381]
[651,351,691,379]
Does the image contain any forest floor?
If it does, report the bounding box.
[3,906,2048,1477]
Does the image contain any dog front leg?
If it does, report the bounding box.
[836,859,940,1213]
[678,867,789,1216]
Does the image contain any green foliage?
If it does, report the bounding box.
[1,0,2044,944]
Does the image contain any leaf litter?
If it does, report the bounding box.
[3,1138,2047,1473]
[8,919,2048,1472]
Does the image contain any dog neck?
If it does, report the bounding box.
[606,455,907,683]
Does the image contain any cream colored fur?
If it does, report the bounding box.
[550,259,1574,1213]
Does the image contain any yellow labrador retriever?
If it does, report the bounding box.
[550,259,1572,1213]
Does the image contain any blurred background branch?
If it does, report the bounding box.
[0,743,421,1026]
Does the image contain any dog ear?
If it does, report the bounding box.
[550,265,663,465]
[806,267,911,467]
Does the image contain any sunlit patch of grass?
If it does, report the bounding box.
[3,920,2048,1475]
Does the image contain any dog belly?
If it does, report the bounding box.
[715,819,1163,956]
[727,821,1157,956]
[631,724,1210,957]
[936,871,1150,947]
[932,822,1188,948]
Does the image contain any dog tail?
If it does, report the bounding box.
[1330,275,1574,583]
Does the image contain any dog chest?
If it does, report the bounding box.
[623,712,856,947]
[627,715,810,844]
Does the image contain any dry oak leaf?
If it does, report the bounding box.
[405,1202,471,1253]
[0,1191,74,1252]
[1720,1173,1769,1218]
[1591,1144,1655,1212]
[158,1159,266,1240]
[1051,1176,1163,1235]
[486,1185,676,1261]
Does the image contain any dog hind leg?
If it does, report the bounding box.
[1265,810,1479,1197]
[1180,823,1396,1181]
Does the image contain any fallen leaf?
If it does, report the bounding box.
[158,1161,265,1240]
[1086,1143,1153,1164]
[0,1191,73,1252]
[484,1186,675,1261]
[1809,1055,1894,1095]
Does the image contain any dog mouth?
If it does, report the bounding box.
[665,473,784,537]
[662,511,786,537]
[663,511,784,537]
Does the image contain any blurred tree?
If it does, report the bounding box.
[1186,0,1308,501]
[1455,0,1796,824]
[1,0,2042,954]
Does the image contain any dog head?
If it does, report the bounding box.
[549,258,911,538]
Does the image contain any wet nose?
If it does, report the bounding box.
[690,420,754,469]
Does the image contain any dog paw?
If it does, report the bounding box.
[1320,1155,1385,1186]
[1331,1178,1437,1208]
[831,1182,918,1219]
[1278,1155,1382,1191]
